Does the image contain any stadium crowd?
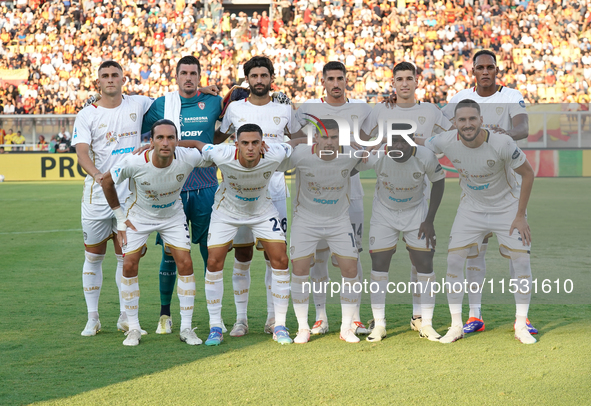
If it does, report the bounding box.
[0,0,590,115]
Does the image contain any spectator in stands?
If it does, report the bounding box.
[37,134,48,151]
[12,130,26,151]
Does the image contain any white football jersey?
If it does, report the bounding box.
[442,86,526,132]
[279,145,362,222]
[201,143,292,219]
[110,147,206,221]
[72,95,153,205]
[425,130,527,212]
[293,99,372,200]
[359,145,445,210]
[362,102,452,139]
[220,99,297,201]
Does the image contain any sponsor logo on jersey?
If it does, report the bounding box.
[313,198,339,204]
[111,147,135,155]
[308,182,321,194]
[496,107,504,115]
[519,100,526,108]
[341,169,349,178]
[198,102,205,110]
[181,130,204,137]
[263,171,271,179]
[227,174,237,179]
[467,183,490,190]
[145,190,159,201]
[453,159,461,163]
[470,173,493,178]
[418,116,426,125]
[413,172,422,179]
[379,172,388,177]
[388,196,413,203]
[203,144,214,152]
[305,172,315,177]
[273,117,280,125]
[113,168,122,177]
[235,194,260,202]
[130,113,137,122]
[382,181,396,194]
[487,160,495,167]
[152,201,176,209]
[184,116,209,124]
[73,127,78,138]
[176,174,184,182]
[159,187,181,198]
[141,181,150,185]
[512,148,521,159]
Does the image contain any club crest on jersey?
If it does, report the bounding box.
[176,174,184,182]
[370,237,375,245]
[418,116,426,125]
[496,107,504,115]
[198,102,205,110]
[273,117,280,125]
[413,172,422,179]
[263,171,272,179]
[487,160,495,167]
[305,172,315,177]
[341,169,349,178]
[130,113,137,122]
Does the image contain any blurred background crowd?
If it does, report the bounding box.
[0,0,590,117]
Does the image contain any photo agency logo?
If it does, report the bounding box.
[303,113,418,158]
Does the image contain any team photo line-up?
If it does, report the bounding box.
[75,50,537,347]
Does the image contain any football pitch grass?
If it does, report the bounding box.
[0,178,589,405]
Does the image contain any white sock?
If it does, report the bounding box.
[205,269,224,327]
[232,259,251,322]
[83,252,104,320]
[115,254,125,315]
[410,265,421,316]
[177,274,195,331]
[121,276,140,331]
[446,251,466,327]
[418,272,436,327]
[353,259,363,322]
[271,267,290,327]
[291,274,310,330]
[466,243,487,319]
[265,260,275,320]
[370,270,388,327]
[511,254,533,329]
[311,249,329,322]
[341,276,360,334]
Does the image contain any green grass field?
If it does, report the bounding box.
[0,178,590,405]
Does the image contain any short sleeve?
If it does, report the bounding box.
[424,134,444,155]
[422,148,446,183]
[219,105,233,134]
[500,138,526,170]
[110,155,134,185]
[71,111,91,146]
[176,147,206,167]
[361,105,379,137]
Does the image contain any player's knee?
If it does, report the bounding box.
[270,253,288,270]
[447,250,468,278]
[175,256,193,275]
[509,252,531,276]
[207,256,224,272]
[370,252,393,272]
[122,262,138,278]
[410,252,433,274]
[235,246,253,262]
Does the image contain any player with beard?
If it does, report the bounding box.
[214,56,297,337]
[441,50,536,336]
[425,100,537,345]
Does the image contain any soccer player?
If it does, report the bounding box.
[214,56,297,337]
[189,123,299,346]
[73,60,153,336]
[442,50,535,335]
[356,132,445,342]
[425,100,537,344]
[101,119,207,346]
[141,55,222,335]
[291,61,373,336]
[362,61,452,333]
[281,119,365,343]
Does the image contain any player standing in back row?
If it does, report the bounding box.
[442,50,536,336]
[73,60,153,337]
[214,56,298,337]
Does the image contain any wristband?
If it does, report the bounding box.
[113,207,127,231]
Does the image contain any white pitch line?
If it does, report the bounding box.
[0,228,82,235]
